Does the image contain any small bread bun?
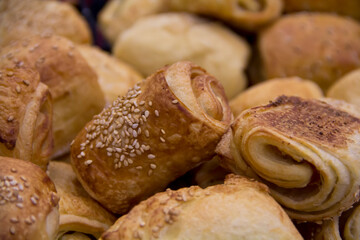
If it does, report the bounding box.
[77,45,143,103]
[0,157,59,240]
[0,0,91,48]
[0,36,106,158]
[0,65,53,170]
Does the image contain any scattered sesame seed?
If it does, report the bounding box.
[16,203,23,209]
[161,129,166,134]
[9,226,15,235]
[136,166,143,170]
[150,164,157,169]
[84,160,93,166]
[10,168,17,173]
[10,217,19,223]
[7,71,14,77]
[7,116,14,122]
[148,154,156,159]
[30,197,37,205]
[15,85,21,93]
[144,111,150,118]
[148,169,153,176]
[160,137,165,143]
[20,176,27,182]
[148,101,152,106]
[172,100,178,104]
[155,110,159,117]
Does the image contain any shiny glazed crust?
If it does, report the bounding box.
[0,157,59,240]
[0,36,105,158]
[71,61,232,214]
[100,174,303,240]
[48,161,116,239]
[217,96,360,221]
[0,0,91,47]
[0,66,52,170]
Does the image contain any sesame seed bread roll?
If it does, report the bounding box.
[77,45,143,104]
[230,77,323,117]
[258,13,360,91]
[71,61,232,214]
[0,0,91,48]
[100,174,303,240]
[113,13,250,99]
[327,69,360,108]
[48,161,116,239]
[0,65,52,170]
[168,0,283,31]
[216,96,360,221]
[0,157,60,240]
[0,36,106,158]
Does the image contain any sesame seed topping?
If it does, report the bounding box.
[160,137,165,143]
[161,129,166,134]
[148,169,153,176]
[16,203,23,209]
[144,111,150,118]
[30,215,36,222]
[80,151,85,157]
[150,164,157,169]
[20,176,27,182]
[148,154,156,159]
[155,110,159,117]
[84,160,93,166]
[148,101,152,106]
[7,71,14,77]
[30,197,37,205]
[10,168,17,173]
[9,226,15,235]
[10,217,19,223]
[23,80,30,86]
[136,166,143,170]
[15,85,21,93]
[172,100,178,104]
[7,116,14,122]
[139,220,145,227]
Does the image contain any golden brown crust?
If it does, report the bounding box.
[0,36,105,158]
[217,95,360,221]
[230,77,323,117]
[100,174,303,240]
[59,232,92,240]
[0,157,59,240]
[0,0,91,48]
[77,44,143,103]
[48,161,116,239]
[259,13,360,91]
[0,65,53,170]
[71,61,232,214]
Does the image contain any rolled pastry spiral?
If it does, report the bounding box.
[71,61,232,214]
[217,95,360,221]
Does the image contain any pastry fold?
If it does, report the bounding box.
[0,66,52,170]
[100,174,303,240]
[217,96,360,221]
[48,161,116,239]
[71,61,232,214]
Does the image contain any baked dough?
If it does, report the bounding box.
[230,77,323,117]
[71,61,232,214]
[0,0,91,48]
[0,157,59,240]
[113,13,250,99]
[77,45,143,103]
[217,96,360,221]
[48,161,116,239]
[258,13,360,91]
[100,174,303,240]
[59,232,92,240]
[0,65,52,170]
[0,36,106,158]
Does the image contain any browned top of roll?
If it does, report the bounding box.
[0,157,59,240]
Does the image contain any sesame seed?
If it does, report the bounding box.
[136,166,143,170]
[30,215,36,222]
[10,217,19,223]
[10,168,17,173]
[84,160,93,166]
[172,100,178,104]
[145,130,150,138]
[160,137,165,142]
[30,197,37,205]
[161,129,166,134]
[139,220,145,227]
[150,164,157,169]
[148,154,156,159]
[80,151,85,157]
[144,111,150,118]
[155,110,159,117]
[7,71,14,77]
[148,170,153,176]
[23,80,30,86]
[139,101,145,106]
[15,85,21,93]
[25,218,32,225]
[148,101,152,106]
[7,116,14,122]
[16,203,23,209]
[9,226,15,235]
[133,130,138,138]
[20,176,27,182]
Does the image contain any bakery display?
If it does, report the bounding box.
[100,174,303,240]
[230,77,323,117]
[71,61,232,214]
[48,161,116,239]
[0,65,52,170]
[217,96,360,221]
[0,157,59,240]
[0,36,106,158]
[258,13,360,91]
[0,0,91,48]
[113,13,250,99]
[77,44,143,103]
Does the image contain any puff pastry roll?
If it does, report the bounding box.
[100,174,302,240]
[168,0,283,31]
[258,13,360,91]
[327,69,360,108]
[230,77,323,117]
[48,161,116,239]
[71,61,232,214]
[0,157,59,240]
[113,13,250,99]
[0,66,52,170]
[0,0,91,48]
[77,45,143,103]
[217,96,360,221]
[0,36,106,158]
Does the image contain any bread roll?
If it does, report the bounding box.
[100,174,303,240]
[168,0,283,31]
[0,157,59,240]
[230,77,323,117]
[0,65,52,170]
[48,161,116,239]
[71,61,232,214]
[217,96,360,221]
[77,45,143,103]
[113,13,250,99]
[327,69,360,108]
[258,13,360,91]
[0,36,106,158]
[0,0,91,48]
[99,0,168,44]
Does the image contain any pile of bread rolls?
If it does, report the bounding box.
[1,0,360,239]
